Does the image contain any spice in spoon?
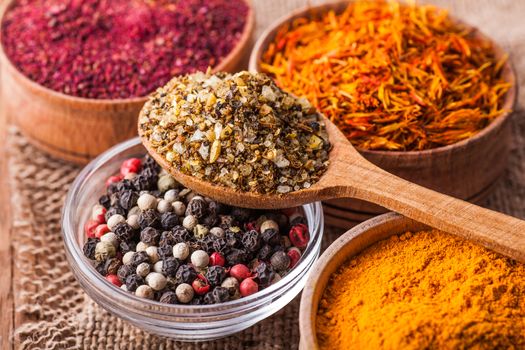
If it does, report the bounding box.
[261,1,511,151]
[139,71,331,194]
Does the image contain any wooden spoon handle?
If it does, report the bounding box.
[337,160,525,262]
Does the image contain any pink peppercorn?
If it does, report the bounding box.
[229,264,251,281]
[239,277,258,297]
[1,0,249,99]
[84,219,99,238]
[209,252,225,267]
[289,224,310,249]
[192,275,211,295]
[120,158,142,176]
[106,274,122,287]
[92,206,107,224]
[287,247,302,269]
[94,224,110,239]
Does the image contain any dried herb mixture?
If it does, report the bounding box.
[261,1,512,151]
[139,71,331,194]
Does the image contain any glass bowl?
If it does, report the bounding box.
[61,137,324,341]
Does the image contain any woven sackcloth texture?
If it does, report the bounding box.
[5,0,525,348]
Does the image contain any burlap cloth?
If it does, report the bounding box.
[6,0,525,348]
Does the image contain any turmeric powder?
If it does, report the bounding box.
[316,230,525,350]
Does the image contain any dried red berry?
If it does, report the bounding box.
[239,277,258,297]
[84,219,99,238]
[245,221,259,232]
[209,252,225,267]
[287,247,302,269]
[106,274,122,287]
[95,224,111,239]
[120,158,142,176]
[229,264,251,281]
[289,224,310,249]
[106,175,123,188]
[92,206,107,224]
[192,275,211,295]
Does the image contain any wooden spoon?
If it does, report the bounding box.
[141,116,525,263]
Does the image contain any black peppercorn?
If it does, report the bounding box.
[109,193,120,207]
[159,291,178,304]
[105,206,126,222]
[171,225,192,243]
[219,215,237,230]
[83,238,98,260]
[201,214,218,228]
[189,296,204,305]
[162,257,180,277]
[159,231,176,247]
[105,258,122,275]
[270,251,290,272]
[254,262,274,287]
[158,244,173,260]
[205,286,230,304]
[99,194,111,209]
[225,230,241,248]
[140,227,160,245]
[117,264,133,283]
[231,207,252,222]
[119,190,138,210]
[199,235,216,254]
[185,198,208,219]
[125,274,144,292]
[206,266,226,287]
[130,251,149,267]
[175,264,197,284]
[114,222,135,242]
[290,214,307,226]
[138,209,161,229]
[161,212,179,230]
[95,260,108,275]
[261,228,280,245]
[226,248,246,266]
[119,241,137,254]
[212,237,228,253]
[257,244,273,261]
[131,174,155,191]
[242,230,261,252]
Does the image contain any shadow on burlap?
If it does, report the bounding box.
[6,1,525,348]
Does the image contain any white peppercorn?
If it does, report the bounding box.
[183,215,198,230]
[172,201,186,216]
[193,224,209,239]
[123,251,135,265]
[145,272,167,291]
[157,175,176,193]
[173,242,190,260]
[157,199,173,214]
[260,219,279,234]
[137,193,157,211]
[175,283,194,303]
[210,227,225,238]
[271,273,282,285]
[121,284,128,291]
[164,189,179,203]
[107,214,125,231]
[127,206,141,217]
[191,250,209,268]
[136,241,149,252]
[136,262,151,277]
[135,285,154,299]
[146,246,159,263]
[153,260,163,273]
[100,232,118,247]
[95,241,116,261]
[92,204,105,221]
[127,214,140,229]
[221,276,239,290]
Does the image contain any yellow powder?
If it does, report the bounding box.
[316,230,525,350]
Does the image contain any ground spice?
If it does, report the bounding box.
[1,0,249,99]
[139,71,331,194]
[317,230,525,349]
[261,1,511,151]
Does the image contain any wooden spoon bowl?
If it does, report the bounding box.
[298,213,432,349]
[0,0,254,164]
[248,0,517,226]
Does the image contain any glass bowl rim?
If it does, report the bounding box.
[61,137,324,315]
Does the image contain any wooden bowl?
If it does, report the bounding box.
[0,0,255,164]
[298,212,430,349]
[249,1,518,228]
